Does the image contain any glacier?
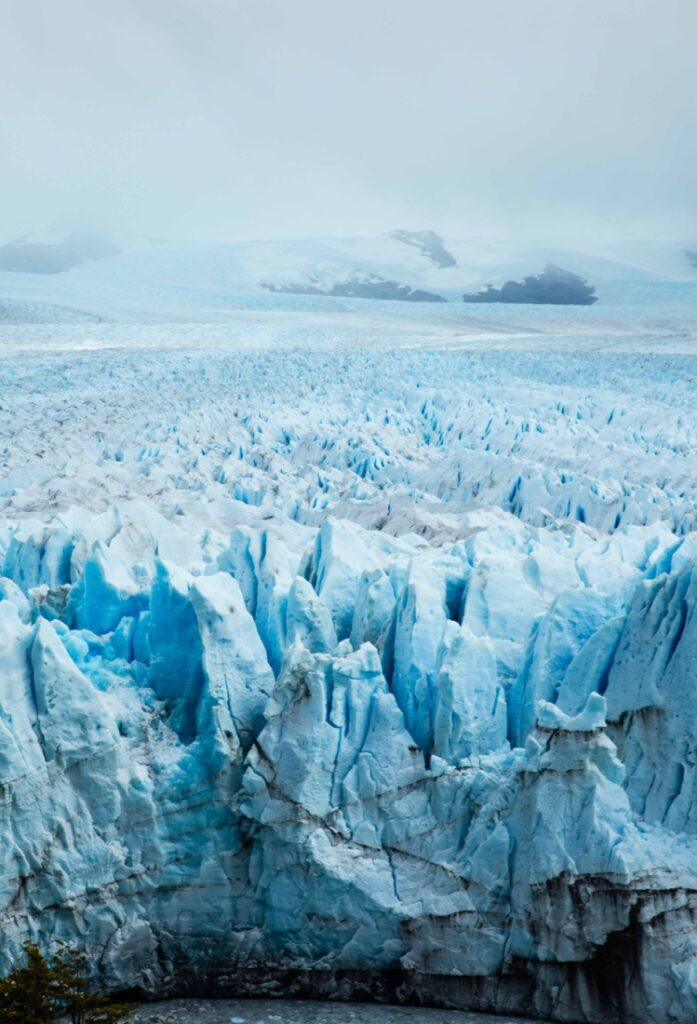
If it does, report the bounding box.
[1,240,697,1022]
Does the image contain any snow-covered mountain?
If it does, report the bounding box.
[2,233,697,1022]
[1,227,697,328]
[0,226,165,275]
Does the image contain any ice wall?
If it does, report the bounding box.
[1,501,697,1022]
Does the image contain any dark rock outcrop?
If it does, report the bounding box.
[463,264,597,305]
[263,275,447,303]
[389,230,457,269]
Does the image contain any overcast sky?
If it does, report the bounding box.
[1,0,695,245]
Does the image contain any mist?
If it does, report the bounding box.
[2,0,696,247]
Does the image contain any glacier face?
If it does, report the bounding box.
[2,499,697,1022]
[1,284,697,1022]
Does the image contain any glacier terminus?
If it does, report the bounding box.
[1,236,697,1023]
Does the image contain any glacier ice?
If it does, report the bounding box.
[2,491,697,1021]
[1,300,697,1022]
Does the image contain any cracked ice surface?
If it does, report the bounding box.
[2,347,697,535]
[2,331,697,1023]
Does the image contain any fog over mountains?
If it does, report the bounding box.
[1,224,696,327]
[2,0,696,246]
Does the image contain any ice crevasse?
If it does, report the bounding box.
[1,500,697,1023]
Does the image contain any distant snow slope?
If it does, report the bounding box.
[1,235,697,1023]
[2,228,696,326]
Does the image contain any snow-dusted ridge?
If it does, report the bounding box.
[2,227,697,328]
[1,241,697,1022]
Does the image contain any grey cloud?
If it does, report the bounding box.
[1,0,695,245]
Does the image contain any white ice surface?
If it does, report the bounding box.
[1,235,697,1022]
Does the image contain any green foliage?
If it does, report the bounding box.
[51,942,137,1024]
[0,942,55,1024]
[0,941,136,1024]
